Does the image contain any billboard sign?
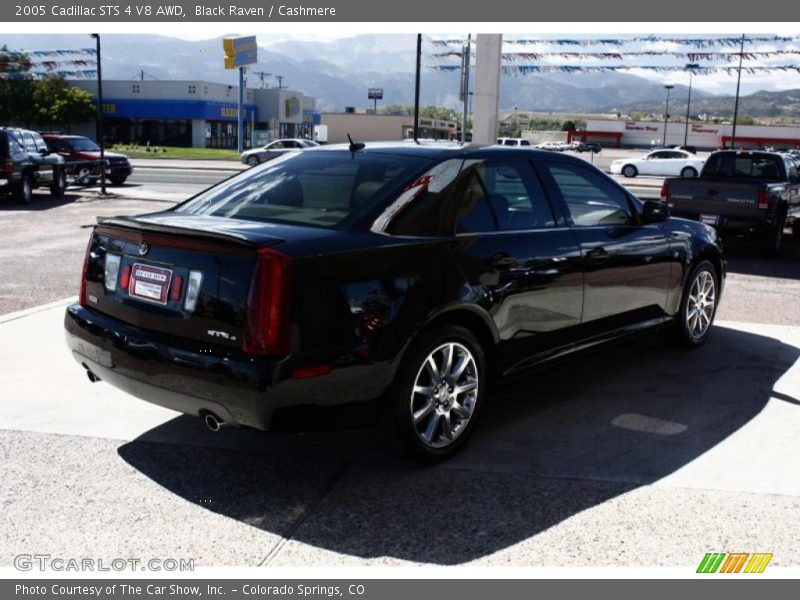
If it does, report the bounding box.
[223,36,258,69]
[368,88,384,100]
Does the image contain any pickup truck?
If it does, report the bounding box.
[662,150,800,255]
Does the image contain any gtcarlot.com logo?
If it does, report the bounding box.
[14,554,194,572]
[697,552,773,573]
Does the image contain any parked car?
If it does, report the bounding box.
[535,141,567,151]
[240,138,319,166]
[42,134,132,186]
[663,149,800,255]
[496,137,532,147]
[0,128,66,204]
[65,143,724,461]
[610,149,705,178]
[575,142,602,153]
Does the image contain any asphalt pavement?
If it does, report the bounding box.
[1,152,799,569]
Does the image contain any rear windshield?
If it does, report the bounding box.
[176,151,433,228]
[703,153,784,180]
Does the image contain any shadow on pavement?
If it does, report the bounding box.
[723,232,800,281]
[118,324,798,564]
[0,193,84,211]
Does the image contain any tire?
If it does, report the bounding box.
[109,176,127,186]
[14,173,33,205]
[247,156,260,167]
[675,260,719,348]
[622,165,638,178]
[387,325,487,463]
[764,210,787,257]
[50,168,67,197]
[680,166,698,178]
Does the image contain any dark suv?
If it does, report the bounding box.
[0,128,67,204]
[43,134,132,186]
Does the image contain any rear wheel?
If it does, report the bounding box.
[50,168,67,197]
[680,166,698,178]
[764,210,787,256]
[675,260,718,348]
[14,173,33,205]
[387,325,486,462]
[622,165,638,178]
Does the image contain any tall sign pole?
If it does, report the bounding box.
[413,34,421,142]
[90,34,106,195]
[460,34,471,143]
[730,34,746,149]
[472,34,502,145]
[223,36,258,153]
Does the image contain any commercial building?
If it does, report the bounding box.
[569,119,800,150]
[321,113,458,144]
[69,80,318,149]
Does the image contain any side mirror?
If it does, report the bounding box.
[39,148,50,156]
[642,200,669,223]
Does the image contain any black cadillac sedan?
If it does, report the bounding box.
[65,143,724,461]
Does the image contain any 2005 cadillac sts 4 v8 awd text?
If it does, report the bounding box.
[65,143,724,461]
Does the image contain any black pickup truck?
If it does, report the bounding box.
[662,150,800,255]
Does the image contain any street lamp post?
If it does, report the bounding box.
[730,33,746,149]
[90,34,106,195]
[663,84,674,147]
[683,63,699,147]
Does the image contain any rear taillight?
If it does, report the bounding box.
[79,236,92,306]
[757,189,769,210]
[104,254,121,291]
[3,157,12,174]
[119,264,131,291]
[243,248,292,355]
[170,274,184,302]
[660,181,669,201]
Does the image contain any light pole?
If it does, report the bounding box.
[683,63,699,147]
[730,33,746,149]
[89,34,106,195]
[663,84,674,148]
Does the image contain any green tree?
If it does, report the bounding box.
[736,114,756,126]
[420,106,460,122]
[0,45,36,126]
[32,75,95,132]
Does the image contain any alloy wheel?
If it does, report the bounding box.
[410,342,479,449]
[685,270,716,341]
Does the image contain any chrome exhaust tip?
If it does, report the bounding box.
[86,370,101,383]
[203,413,224,432]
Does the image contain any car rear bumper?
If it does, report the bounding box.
[670,211,773,233]
[64,303,282,430]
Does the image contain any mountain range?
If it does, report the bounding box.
[8,33,800,117]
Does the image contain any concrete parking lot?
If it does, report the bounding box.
[1,155,799,568]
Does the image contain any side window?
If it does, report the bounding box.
[270,141,284,149]
[481,162,555,230]
[455,171,496,234]
[22,132,38,153]
[545,163,634,227]
[7,135,24,154]
[648,151,667,159]
[32,133,48,153]
[520,140,531,146]
[47,139,66,153]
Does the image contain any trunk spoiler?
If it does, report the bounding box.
[97,214,285,247]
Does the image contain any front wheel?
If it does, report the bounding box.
[388,325,486,462]
[675,260,719,348]
[109,176,127,186]
[50,168,67,197]
[622,165,638,178]
[247,156,260,167]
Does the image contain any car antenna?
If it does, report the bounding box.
[347,133,365,155]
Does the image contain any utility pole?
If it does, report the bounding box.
[237,66,245,153]
[730,34,746,149]
[252,70,271,89]
[663,84,674,147]
[683,63,699,147]
[460,34,471,143]
[413,33,421,142]
[90,34,106,195]
[275,75,285,90]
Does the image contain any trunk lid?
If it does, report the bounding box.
[83,214,285,351]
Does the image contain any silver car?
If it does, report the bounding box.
[240,138,319,166]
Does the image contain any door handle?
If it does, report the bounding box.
[586,247,610,263]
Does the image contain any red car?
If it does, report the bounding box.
[42,134,133,186]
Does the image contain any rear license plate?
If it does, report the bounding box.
[129,263,173,305]
[699,214,719,225]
